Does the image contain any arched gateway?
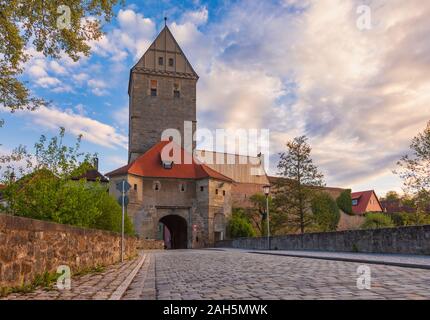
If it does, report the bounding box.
[159,215,188,249]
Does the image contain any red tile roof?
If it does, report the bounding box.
[106,141,233,182]
[351,190,381,215]
[71,169,109,183]
[0,184,5,190]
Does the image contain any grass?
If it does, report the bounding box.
[0,271,60,297]
[0,264,107,298]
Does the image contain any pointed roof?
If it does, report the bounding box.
[106,141,233,182]
[351,190,382,215]
[129,25,198,91]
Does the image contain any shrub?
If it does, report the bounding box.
[311,192,340,231]
[336,189,353,215]
[5,170,134,235]
[361,213,395,229]
[227,211,256,238]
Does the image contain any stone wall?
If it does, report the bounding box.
[215,225,430,255]
[0,214,138,288]
[138,239,165,250]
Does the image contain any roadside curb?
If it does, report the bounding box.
[109,252,147,300]
[211,248,430,270]
[249,251,430,270]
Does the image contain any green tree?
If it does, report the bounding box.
[0,0,122,114]
[227,209,256,239]
[336,189,352,215]
[0,128,134,235]
[247,193,281,236]
[312,192,340,232]
[395,121,430,213]
[274,136,325,234]
[361,213,395,229]
[383,191,400,201]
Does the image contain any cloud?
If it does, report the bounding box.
[172,0,430,191]
[182,7,209,26]
[89,9,156,61]
[32,106,127,149]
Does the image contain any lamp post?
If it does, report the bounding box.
[263,185,271,250]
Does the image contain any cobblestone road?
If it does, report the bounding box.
[124,250,430,300]
[3,250,430,300]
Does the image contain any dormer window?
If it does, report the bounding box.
[352,199,358,206]
[158,57,164,65]
[162,160,174,169]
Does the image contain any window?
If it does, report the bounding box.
[133,184,137,191]
[352,199,358,206]
[169,58,174,67]
[153,181,161,191]
[200,186,204,192]
[150,80,157,96]
[179,183,186,192]
[223,190,226,196]
[158,57,163,65]
[173,83,180,98]
[215,189,219,195]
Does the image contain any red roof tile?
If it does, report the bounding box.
[71,169,109,183]
[0,184,5,190]
[351,190,381,215]
[106,141,233,182]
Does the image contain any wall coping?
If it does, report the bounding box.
[0,213,137,239]
[217,224,430,242]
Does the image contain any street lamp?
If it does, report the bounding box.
[263,185,271,250]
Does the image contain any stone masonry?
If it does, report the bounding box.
[216,225,430,255]
[0,214,138,289]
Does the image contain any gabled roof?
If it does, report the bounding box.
[128,25,198,94]
[71,169,109,183]
[106,141,233,182]
[351,190,382,215]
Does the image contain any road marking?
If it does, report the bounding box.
[109,252,147,300]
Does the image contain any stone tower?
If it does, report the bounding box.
[128,25,199,163]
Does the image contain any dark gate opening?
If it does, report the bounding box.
[159,215,188,249]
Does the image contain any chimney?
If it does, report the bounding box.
[94,157,99,171]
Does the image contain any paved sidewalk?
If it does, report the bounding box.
[212,248,430,269]
[1,254,143,300]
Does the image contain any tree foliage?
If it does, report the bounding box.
[361,213,395,229]
[312,192,340,232]
[395,121,430,213]
[336,189,352,215]
[0,0,122,113]
[383,191,400,201]
[227,209,256,239]
[0,128,134,235]
[247,193,281,236]
[274,136,325,234]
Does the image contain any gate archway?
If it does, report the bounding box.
[159,215,188,249]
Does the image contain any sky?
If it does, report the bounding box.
[1,0,430,196]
